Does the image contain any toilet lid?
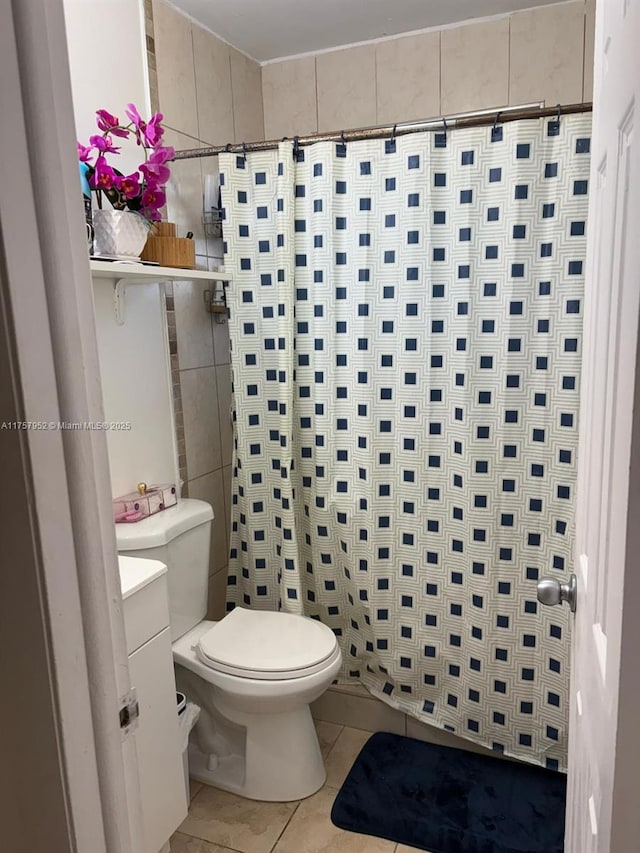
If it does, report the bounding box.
[196,607,339,679]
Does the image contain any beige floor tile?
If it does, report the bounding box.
[324,727,371,790]
[273,785,395,853]
[189,778,204,802]
[314,720,343,758]
[179,784,298,853]
[170,831,236,852]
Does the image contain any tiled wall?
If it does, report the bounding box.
[262,0,596,139]
[147,0,265,619]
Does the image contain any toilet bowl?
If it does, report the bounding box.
[174,611,342,800]
[116,499,342,802]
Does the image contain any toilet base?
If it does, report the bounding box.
[187,744,246,795]
[176,662,328,801]
[187,704,326,801]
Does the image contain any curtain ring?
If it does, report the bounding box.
[556,103,562,123]
[391,123,397,141]
[492,111,502,140]
[242,142,248,157]
[442,116,448,143]
[292,135,300,159]
[225,142,232,152]
[341,130,347,146]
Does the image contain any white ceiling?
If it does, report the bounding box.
[168,0,569,62]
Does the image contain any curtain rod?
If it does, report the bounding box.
[172,101,592,161]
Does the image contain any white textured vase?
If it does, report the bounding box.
[92,209,150,261]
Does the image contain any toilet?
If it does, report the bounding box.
[116,498,342,802]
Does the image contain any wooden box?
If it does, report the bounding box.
[141,221,196,269]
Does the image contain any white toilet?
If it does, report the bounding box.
[116,499,342,802]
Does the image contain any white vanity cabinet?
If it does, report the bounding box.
[119,556,187,853]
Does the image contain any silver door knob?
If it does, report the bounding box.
[537,574,577,612]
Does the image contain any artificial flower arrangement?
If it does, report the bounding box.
[78,104,174,222]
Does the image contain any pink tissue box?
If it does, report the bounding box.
[113,483,177,523]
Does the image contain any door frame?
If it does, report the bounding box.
[0,0,141,850]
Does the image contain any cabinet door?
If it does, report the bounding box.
[129,627,187,853]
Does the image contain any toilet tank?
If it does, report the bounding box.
[116,499,213,641]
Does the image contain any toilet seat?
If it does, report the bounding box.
[195,607,339,680]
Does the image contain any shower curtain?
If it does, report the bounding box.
[219,113,591,770]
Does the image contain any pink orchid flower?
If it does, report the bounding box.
[125,102,146,144]
[143,113,165,147]
[140,161,171,185]
[148,145,175,164]
[115,172,142,200]
[77,142,94,163]
[140,145,175,183]
[141,186,166,208]
[96,109,129,138]
[143,205,163,222]
[90,134,121,154]
[90,156,117,190]
[125,102,143,127]
[80,103,173,224]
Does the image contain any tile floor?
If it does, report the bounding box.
[172,723,427,853]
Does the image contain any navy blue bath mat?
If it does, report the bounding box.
[331,732,566,853]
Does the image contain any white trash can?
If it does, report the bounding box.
[176,692,200,803]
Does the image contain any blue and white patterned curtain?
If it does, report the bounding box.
[219,114,590,770]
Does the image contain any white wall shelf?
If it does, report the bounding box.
[90,260,229,324]
[90,260,227,282]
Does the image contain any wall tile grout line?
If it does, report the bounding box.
[179,363,216,372]
[314,56,320,133]
[373,42,379,126]
[582,1,588,103]
[229,49,239,143]
[189,23,201,142]
[438,30,442,115]
[507,16,512,105]
[145,0,159,114]
[189,465,226,477]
